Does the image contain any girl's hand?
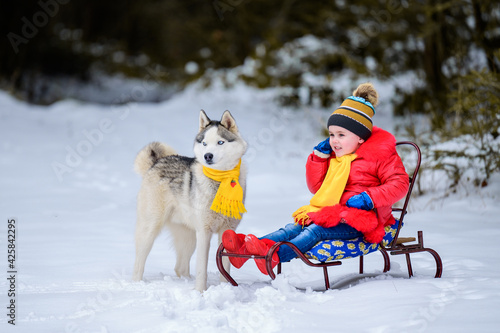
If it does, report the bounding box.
[346,192,374,210]
[313,138,332,154]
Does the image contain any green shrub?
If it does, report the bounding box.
[422,69,500,191]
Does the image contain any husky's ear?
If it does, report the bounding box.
[220,110,239,133]
[199,109,211,131]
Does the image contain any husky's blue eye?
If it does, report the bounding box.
[203,142,207,146]
[218,141,224,145]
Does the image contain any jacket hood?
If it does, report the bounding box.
[355,126,397,161]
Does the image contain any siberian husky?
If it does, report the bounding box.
[133,110,247,291]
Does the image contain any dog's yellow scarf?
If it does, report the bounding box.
[292,153,356,225]
[202,159,246,220]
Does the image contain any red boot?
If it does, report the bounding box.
[244,234,280,274]
[221,230,250,268]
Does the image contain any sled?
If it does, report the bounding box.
[216,141,443,290]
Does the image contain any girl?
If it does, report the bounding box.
[223,83,409,274]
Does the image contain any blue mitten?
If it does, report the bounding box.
[346,192,374,210]
[313,138,332,155]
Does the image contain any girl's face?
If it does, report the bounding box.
[328,125,365,157]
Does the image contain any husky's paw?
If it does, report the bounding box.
[195,281,207,292]
[132,272,143,282]
[174,266,190,278]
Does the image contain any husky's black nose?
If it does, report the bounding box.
[204,153,214,164]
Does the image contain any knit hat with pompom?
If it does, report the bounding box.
[327,82,379,140]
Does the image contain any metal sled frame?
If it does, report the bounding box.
[216,142,443,289]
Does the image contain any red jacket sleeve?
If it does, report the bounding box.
[305,153,330,194]
[365,153,409,208]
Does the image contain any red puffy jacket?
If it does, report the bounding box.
[305,127,409,239]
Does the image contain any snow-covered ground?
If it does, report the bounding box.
[1,80,499,333]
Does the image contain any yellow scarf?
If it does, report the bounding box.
[202,159,247,219]
[292,153,356,225]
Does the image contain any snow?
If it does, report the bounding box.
[1,79,500,333]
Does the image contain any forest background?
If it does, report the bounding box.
[1,0,499,191]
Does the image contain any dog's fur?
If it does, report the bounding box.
[133,110,247,291]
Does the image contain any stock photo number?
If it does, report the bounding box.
[7,218,17,325]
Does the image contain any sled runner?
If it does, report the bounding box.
[216,142,443,289]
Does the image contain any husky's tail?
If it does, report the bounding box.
[134,142,177,176]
